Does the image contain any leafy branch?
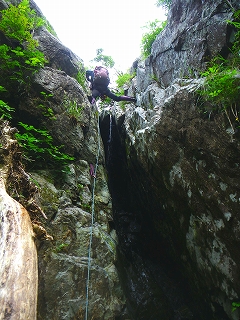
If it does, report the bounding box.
[91,48,115,68]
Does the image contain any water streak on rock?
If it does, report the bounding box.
[0,180,38,320]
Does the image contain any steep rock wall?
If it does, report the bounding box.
[152,0,236,87]
[108,0,240,319]
[0,1,127,319]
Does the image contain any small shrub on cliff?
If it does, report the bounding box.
[54,243,69,253]
[75,67,89,92]
[116,72,135,90]
[63,97,83,122]
[227,10,240,58]
[114,71,136,111]
[38,92,54,117]
[141,19,167,59]
[200,10,240,133]
[0,0,44,50]
[201,62,240,105]
[0,0,47,89]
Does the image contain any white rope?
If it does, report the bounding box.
[85,114,101,320]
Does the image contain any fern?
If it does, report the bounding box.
[141,20,167,59]
[15,122,74,167]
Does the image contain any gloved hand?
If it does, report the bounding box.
[121,96,136,103]
[129,97,136,103]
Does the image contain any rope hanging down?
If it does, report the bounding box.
[85,114,101,320]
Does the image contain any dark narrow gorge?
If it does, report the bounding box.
[100,114,212,319]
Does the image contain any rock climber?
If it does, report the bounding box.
[86,66,136,104]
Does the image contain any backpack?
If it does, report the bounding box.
[93,66,110,86]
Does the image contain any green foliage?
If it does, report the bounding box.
[37,105,55,119]
[75,68,88,92]
[40,91,53,99]
[155,0,172,10]
[77,183,84,191]
[116,72,135,89]
[0,0,44,50]
[81,202,91,211]
[201,63,239,105]
[0,0,74,170]
[141,20,167,59]
[227,10,240,58]
[0,86,7,92]
[115,72,136,106]
[0,0,47,89]
[92,48,115,68]
[232,301,240,312]
[199,10,240,132]
[0,45,46,84]
[42,19,58,38]
[37,91,55,119]
[0,100,15,119]
[15,122,74,168]
[55,243,69,252]
[97,95,114,110]
[63,97,83,121]
[0,86,15,119]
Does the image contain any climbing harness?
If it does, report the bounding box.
[85,113,101,320]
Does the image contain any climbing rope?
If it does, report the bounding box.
[85,113,101,320]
